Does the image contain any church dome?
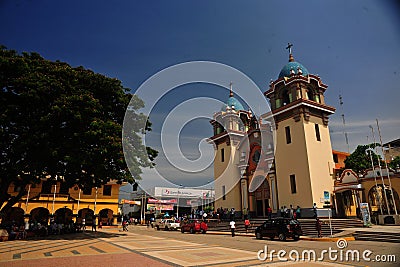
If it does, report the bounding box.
[221,96,244,111]
[278,61,309,78]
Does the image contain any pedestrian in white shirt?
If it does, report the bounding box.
[230,220,236,237]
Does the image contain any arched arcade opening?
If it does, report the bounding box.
[30,207,50,224]
[54,207,73,224]
[99,208,114,225]
[78,208,94,225]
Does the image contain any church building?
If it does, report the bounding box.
[209,46,337,217]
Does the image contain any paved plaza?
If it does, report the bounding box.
[0,226,398,267]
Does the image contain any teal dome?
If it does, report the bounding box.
[221,96,244,111]
[278,61,309,78]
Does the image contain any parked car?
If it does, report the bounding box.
[157,219,181,231]
[255,218,302,241]
[180,219,207,234]
[154,219,180,231]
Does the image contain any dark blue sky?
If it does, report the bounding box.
[2,0,400,189]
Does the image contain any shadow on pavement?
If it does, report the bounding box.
[20,230,128,241]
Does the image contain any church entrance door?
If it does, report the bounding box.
[254,179,270,217]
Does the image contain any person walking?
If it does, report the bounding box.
[296,206,301,219]
[92,218,97,232]
[230,208,235,221]
[267,207,272,219]
[313,203,318,219]
[289,205,294,219]
[284,206,290,218]
[82,218,86,231]
[229,220,236,237]
[122,220,128,232]
[244,218,250,233]
[316,218,322,238]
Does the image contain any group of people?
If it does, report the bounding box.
[4,219,82,240]
[174,207,236,223]
[77,217,102,232]
[279,205,301,219]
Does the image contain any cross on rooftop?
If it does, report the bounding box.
[286,43,293,55]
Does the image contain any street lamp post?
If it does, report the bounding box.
[140,193,143,224]
[52,176,58,215]
[177,184,182,219]
[94,187,98,215]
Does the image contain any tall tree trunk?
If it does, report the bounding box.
[0,183,27,218]
[0,179,12,211]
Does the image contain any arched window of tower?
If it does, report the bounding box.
[306,87,314,101]
[282,89,291,105]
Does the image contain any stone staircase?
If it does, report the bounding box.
[207,218,364,237]
[207,218,400,242]
[207,220,257,233]
[298,218,364,237]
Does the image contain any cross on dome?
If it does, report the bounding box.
[286,42,295,62]
[286,43,293,54]
[229,81,233,97]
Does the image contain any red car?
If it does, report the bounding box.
[180,219,207,234]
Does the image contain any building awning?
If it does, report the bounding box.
[333,184,363,193]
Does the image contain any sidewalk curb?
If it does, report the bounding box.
[207,231,254,237]
[300,236,355,242]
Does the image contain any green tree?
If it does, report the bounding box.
[344,144,382,174]
[0,46,157,215]
[389,156,400,170]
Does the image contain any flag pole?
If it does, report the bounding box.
[25,184,31,213]
[376,119,398,215]
[370,126,390,214]
[367,136,383,215]
[52,176,57,215]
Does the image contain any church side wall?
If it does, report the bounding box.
[274,118,313,209]
[303,116,335,208]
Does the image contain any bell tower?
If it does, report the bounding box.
[209,83,254,214]
[264,45,336,209]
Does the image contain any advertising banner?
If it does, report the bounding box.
[121,200,141,205]
[154,187,214,198]
[148,198,177,204]
[147,204,174,211]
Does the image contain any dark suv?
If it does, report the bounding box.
[180,219,207,234]
[255,218,302,241]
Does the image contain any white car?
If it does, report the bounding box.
[155,219,180,231]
